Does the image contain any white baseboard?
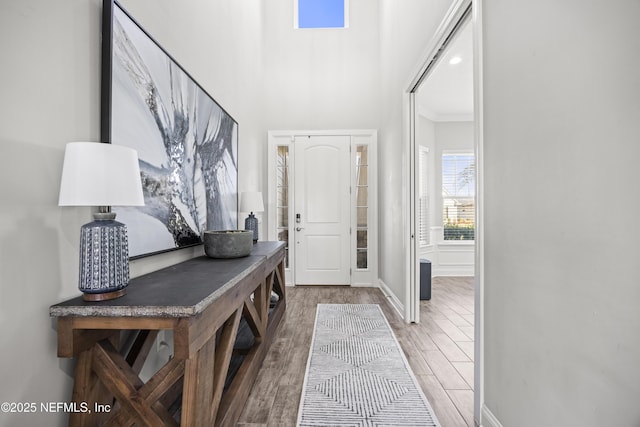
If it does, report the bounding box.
[378,279,405,319]
[481,405,503,427]
[433,266,475,277]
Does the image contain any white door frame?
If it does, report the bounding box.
[404,0,484,424]
[267,130,378,287]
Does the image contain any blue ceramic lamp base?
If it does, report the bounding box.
[244,213,259,242]
[79,212,130,301]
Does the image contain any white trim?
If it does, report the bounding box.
[481,405,504,427]
[351,132,378,287]
[269,129,375,138]
[418,105,474,122]
[344,0,350,29]
[407,91,417,323]
[473,0,485,424]
[378,278,404,320]
[267,133,295,286]
[406,0,473,92]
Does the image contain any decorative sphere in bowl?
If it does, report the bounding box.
[203,230,253,258]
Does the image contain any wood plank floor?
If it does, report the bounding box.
[237,277,475,427]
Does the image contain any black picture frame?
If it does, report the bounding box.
[101,0,239,259]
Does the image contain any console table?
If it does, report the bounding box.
[50,241,286,427]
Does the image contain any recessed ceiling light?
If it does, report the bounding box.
[449,56,462,65]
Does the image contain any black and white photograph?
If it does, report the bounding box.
[107,2,238,257]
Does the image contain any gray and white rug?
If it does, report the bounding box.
[297,304,440,426]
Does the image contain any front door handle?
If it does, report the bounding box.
[296,227,304,232]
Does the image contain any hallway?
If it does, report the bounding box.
[239,277,475,426]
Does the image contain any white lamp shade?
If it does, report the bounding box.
[240,191,264,213]
[59,142,145,206]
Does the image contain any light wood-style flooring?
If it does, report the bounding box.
[238,277,475,427]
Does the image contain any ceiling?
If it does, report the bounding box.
[415,21,473,122]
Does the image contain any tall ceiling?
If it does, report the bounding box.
[415,21,473,121]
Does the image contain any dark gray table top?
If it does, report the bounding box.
[50,241,284,318]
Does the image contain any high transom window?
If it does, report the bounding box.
[296,0,348,29]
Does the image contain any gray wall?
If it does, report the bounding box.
[377,0,453,309]
[482,0,640,425]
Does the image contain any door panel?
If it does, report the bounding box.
[294,135,350,285]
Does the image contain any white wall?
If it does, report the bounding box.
[0,1,263,426]
[482,0,640,425]
[263,0,381,131]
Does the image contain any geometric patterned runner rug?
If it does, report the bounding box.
[297,304,441,426]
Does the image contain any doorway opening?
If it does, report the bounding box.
[406,0,483,424]
[410,9,474,320]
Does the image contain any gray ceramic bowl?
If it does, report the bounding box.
[203,230,253,258]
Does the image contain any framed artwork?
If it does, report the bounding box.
[101,0,238,258]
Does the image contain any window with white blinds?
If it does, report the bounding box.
[442,152,475,240]
[418,146,430,246]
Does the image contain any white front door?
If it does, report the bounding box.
[294,135,351,285]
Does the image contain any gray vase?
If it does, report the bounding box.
[203,230,253,258]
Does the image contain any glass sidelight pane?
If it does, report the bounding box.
[277,146,289,168]
[356,145,368,166]
[355,144,369,271]
[357,207,367,228]
[276,145,290,268]
[277,207,288,228]
[277,229,289,268]
[357,230,367,249]
[357,249,368,269]
[277,185,288,207]
[277,167,288,186]
[356,165,368,186]
[356,186,368,207]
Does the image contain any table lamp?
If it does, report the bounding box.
[240,191,264,242]
[58,142,144,301]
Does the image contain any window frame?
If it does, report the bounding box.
[441,150,475,241]
[294,0,350,29]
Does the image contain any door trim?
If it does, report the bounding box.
[267,130,378,288]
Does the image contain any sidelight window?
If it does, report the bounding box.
[276,146,290,267]
[355,145,368,269]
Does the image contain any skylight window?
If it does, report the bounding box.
[296,0,348,29]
